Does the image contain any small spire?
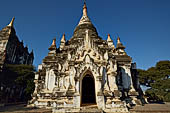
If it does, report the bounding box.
[107,34,112,42]
[52,38,56,46]
[48,38,57,52]
[83,1,87,17]
[49,38,56,51]
[8,17,15,27]
[107,34,115,48]
[116,36,125,49]
[60,34,66,51]
[117,36,121,44]
[61,33,66,42]
[78,1,91,25]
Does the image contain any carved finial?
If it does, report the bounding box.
[116,36,125,49]
[107,34,115,48]
[78,0,91,25]
[49,38,56,51]
[117,36,121,44]
[116,36,126,51]
[61,33,66,42]
[83,0,87,17]
[107,34,112,42]
[8,17,15,27]
[52,38,56,46]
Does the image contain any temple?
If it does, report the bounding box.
[0,17,34,70]
[29,2,144,113]
[0,17,34,103]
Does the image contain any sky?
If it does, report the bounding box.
[0,0,170,70]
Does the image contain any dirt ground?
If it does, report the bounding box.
[130,102,170,113]
[0,103,170,113]
[0,104,51,113]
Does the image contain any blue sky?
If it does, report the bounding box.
[0,0,170,70]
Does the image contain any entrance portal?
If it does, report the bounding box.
[81,74,96,105]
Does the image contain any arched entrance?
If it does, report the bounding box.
[81,74,96,105]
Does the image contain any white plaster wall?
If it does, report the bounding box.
[45,69,56,91]
[48,69,56,91]
[45,69,50,90]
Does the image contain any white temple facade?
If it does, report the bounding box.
[29,2,144,113]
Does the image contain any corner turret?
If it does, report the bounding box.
[107,34,115,49]
[7,17,15,27]
[116,36,126,54]
[60,34,66,51]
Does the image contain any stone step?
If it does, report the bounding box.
[79,109,103,113]
[52,109,103,113]
[79,104,103,113]
[52,104,104,113]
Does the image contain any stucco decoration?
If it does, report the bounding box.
[28,2,144,113]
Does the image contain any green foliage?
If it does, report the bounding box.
[137,69,150,86]
[0,64,35,101]
[138,60,170,102]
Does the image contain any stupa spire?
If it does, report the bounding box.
[60,34,66,51]
[52,38,56,46]
[107,34,115,48]
[49,38,56,50]
[8,17,15,27]
[78,1,92,25]
[107,34,112,42]
[117,37,121,44]
[83,0,87,17]
[61,33,66,42]
[48,38,57,54]
[116,36,125,49]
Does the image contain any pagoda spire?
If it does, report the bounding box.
[52,38,56,46]
[60,34,66,50]
[107,34,112,42]
[8,17,15,27]
[78,1,92,25]
[83,0,87,17]
[117,37,121,44]
[61,33,66,42]
[49,38,56,51]
[48,38,57,55]
[116,36,125,49]
[107,34,115,48]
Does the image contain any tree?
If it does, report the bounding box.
[0,64,35,102]
[138,60,170,102]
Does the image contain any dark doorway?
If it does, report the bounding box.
[81,74,96,105]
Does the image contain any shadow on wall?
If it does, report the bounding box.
[121,67,131,90]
